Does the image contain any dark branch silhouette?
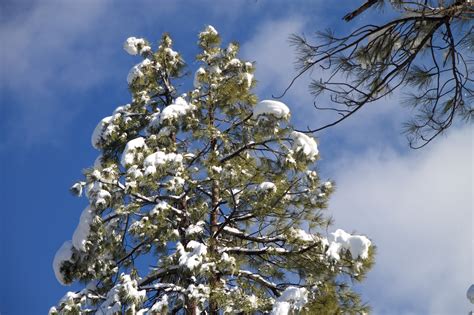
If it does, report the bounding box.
[285,0,473,148]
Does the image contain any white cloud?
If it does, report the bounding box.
[241,18,306,94]
[326,125,473,314]
[0,0,113,146]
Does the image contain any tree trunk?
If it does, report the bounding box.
[208,100,220,315]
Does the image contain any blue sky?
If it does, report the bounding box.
[0,1,472,314]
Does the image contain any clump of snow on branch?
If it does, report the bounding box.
[258,181,277,192]
[290,131,319,160]
[193,67,206,88]
[97,273,146,314]
[127,58,152,85]
[199,25,218,38]
[289,227,315,242]
[159,97,195,123]
[253,100,290,120]
[123,37,151,56]
[143,150,183,175]
[150,295,169,313]
[53,241,74,285]
[326,229,371,260]
[121,137,148,167]
[185,221,205,236]
[72,207,95,252]
[177,241,208,271]
[148,97,195,127]
[271,286,309,315]
[91,116,115,149]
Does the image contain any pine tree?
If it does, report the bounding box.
[51,26,374,315]
[286,0,473,148]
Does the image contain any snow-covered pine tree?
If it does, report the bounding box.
[51,26,374,315]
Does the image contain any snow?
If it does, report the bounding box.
[164,47,178,58]
[127,165,143,179]
[289,228,315,242]
[150,295,168,312]
[271,286,308,315]
[123,37,150,55]
[200,25,218,37]
[253,100,290,120]
[185,221,205,236]
[150,200,170,216]
[121,274,146,301]
[159,97,195,123]
[210,65,222,75]
[247,294,258,308]
[241,72,253,89]
[228,58,242,67]
[121,137,148,167]
[72,207,94,252]
[98,273,146,314]
[91,116,113,149]
[193,67,206,88]
[290,131,319,161]
[177,241,207,271]
[94,189,111,209]
[148,97,195,128]
[85,181,102,199]
[143,151,183,175]
[258,181,277,192]
[127,58,151,85]
[323,181,332,190]
[70,182,83,197]
[271,301,291,315]
[220,252,236,265]
[53,240,74,285]
[223,226,242,234]
[211,165,222,173]
[327,229,371,260]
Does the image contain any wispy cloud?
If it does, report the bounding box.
[0,0,114,147]
[327,125,473,314]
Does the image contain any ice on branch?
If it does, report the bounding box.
[290,131,319,161]
[53,241,74,285]
[177,241,208,271]
[271,286,309,315]
[72,207,94,252]
[253,100,290,120]
[123,37,150,56]
[121,137,148,167]
[326,229,371,261]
